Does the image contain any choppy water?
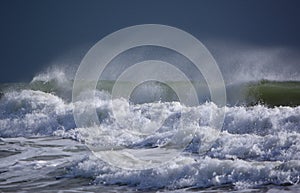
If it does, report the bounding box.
[0,71,300,192]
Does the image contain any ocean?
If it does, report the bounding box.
[0,70,300,192]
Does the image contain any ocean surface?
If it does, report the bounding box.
[0,70,300,192]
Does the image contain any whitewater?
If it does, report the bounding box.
[0,69,300,192]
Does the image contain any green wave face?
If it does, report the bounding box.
[1,80,300,107]
[246,80,300,107]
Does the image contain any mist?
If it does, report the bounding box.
[31,39,300,87]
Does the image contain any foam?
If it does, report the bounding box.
[0,90,74,137]
[0,89,299,189]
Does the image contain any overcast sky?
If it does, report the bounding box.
[1,0,300,82]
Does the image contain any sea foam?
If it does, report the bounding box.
[0,88,299,190]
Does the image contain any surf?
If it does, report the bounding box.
[0,68,299,191]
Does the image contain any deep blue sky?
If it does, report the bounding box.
[1,0,300,82]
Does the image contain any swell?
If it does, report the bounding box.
[246,80,300,107]
[1,79,300,107]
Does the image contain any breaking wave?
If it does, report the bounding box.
[0,69,299,191]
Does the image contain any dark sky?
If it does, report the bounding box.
[1,0,300,82]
